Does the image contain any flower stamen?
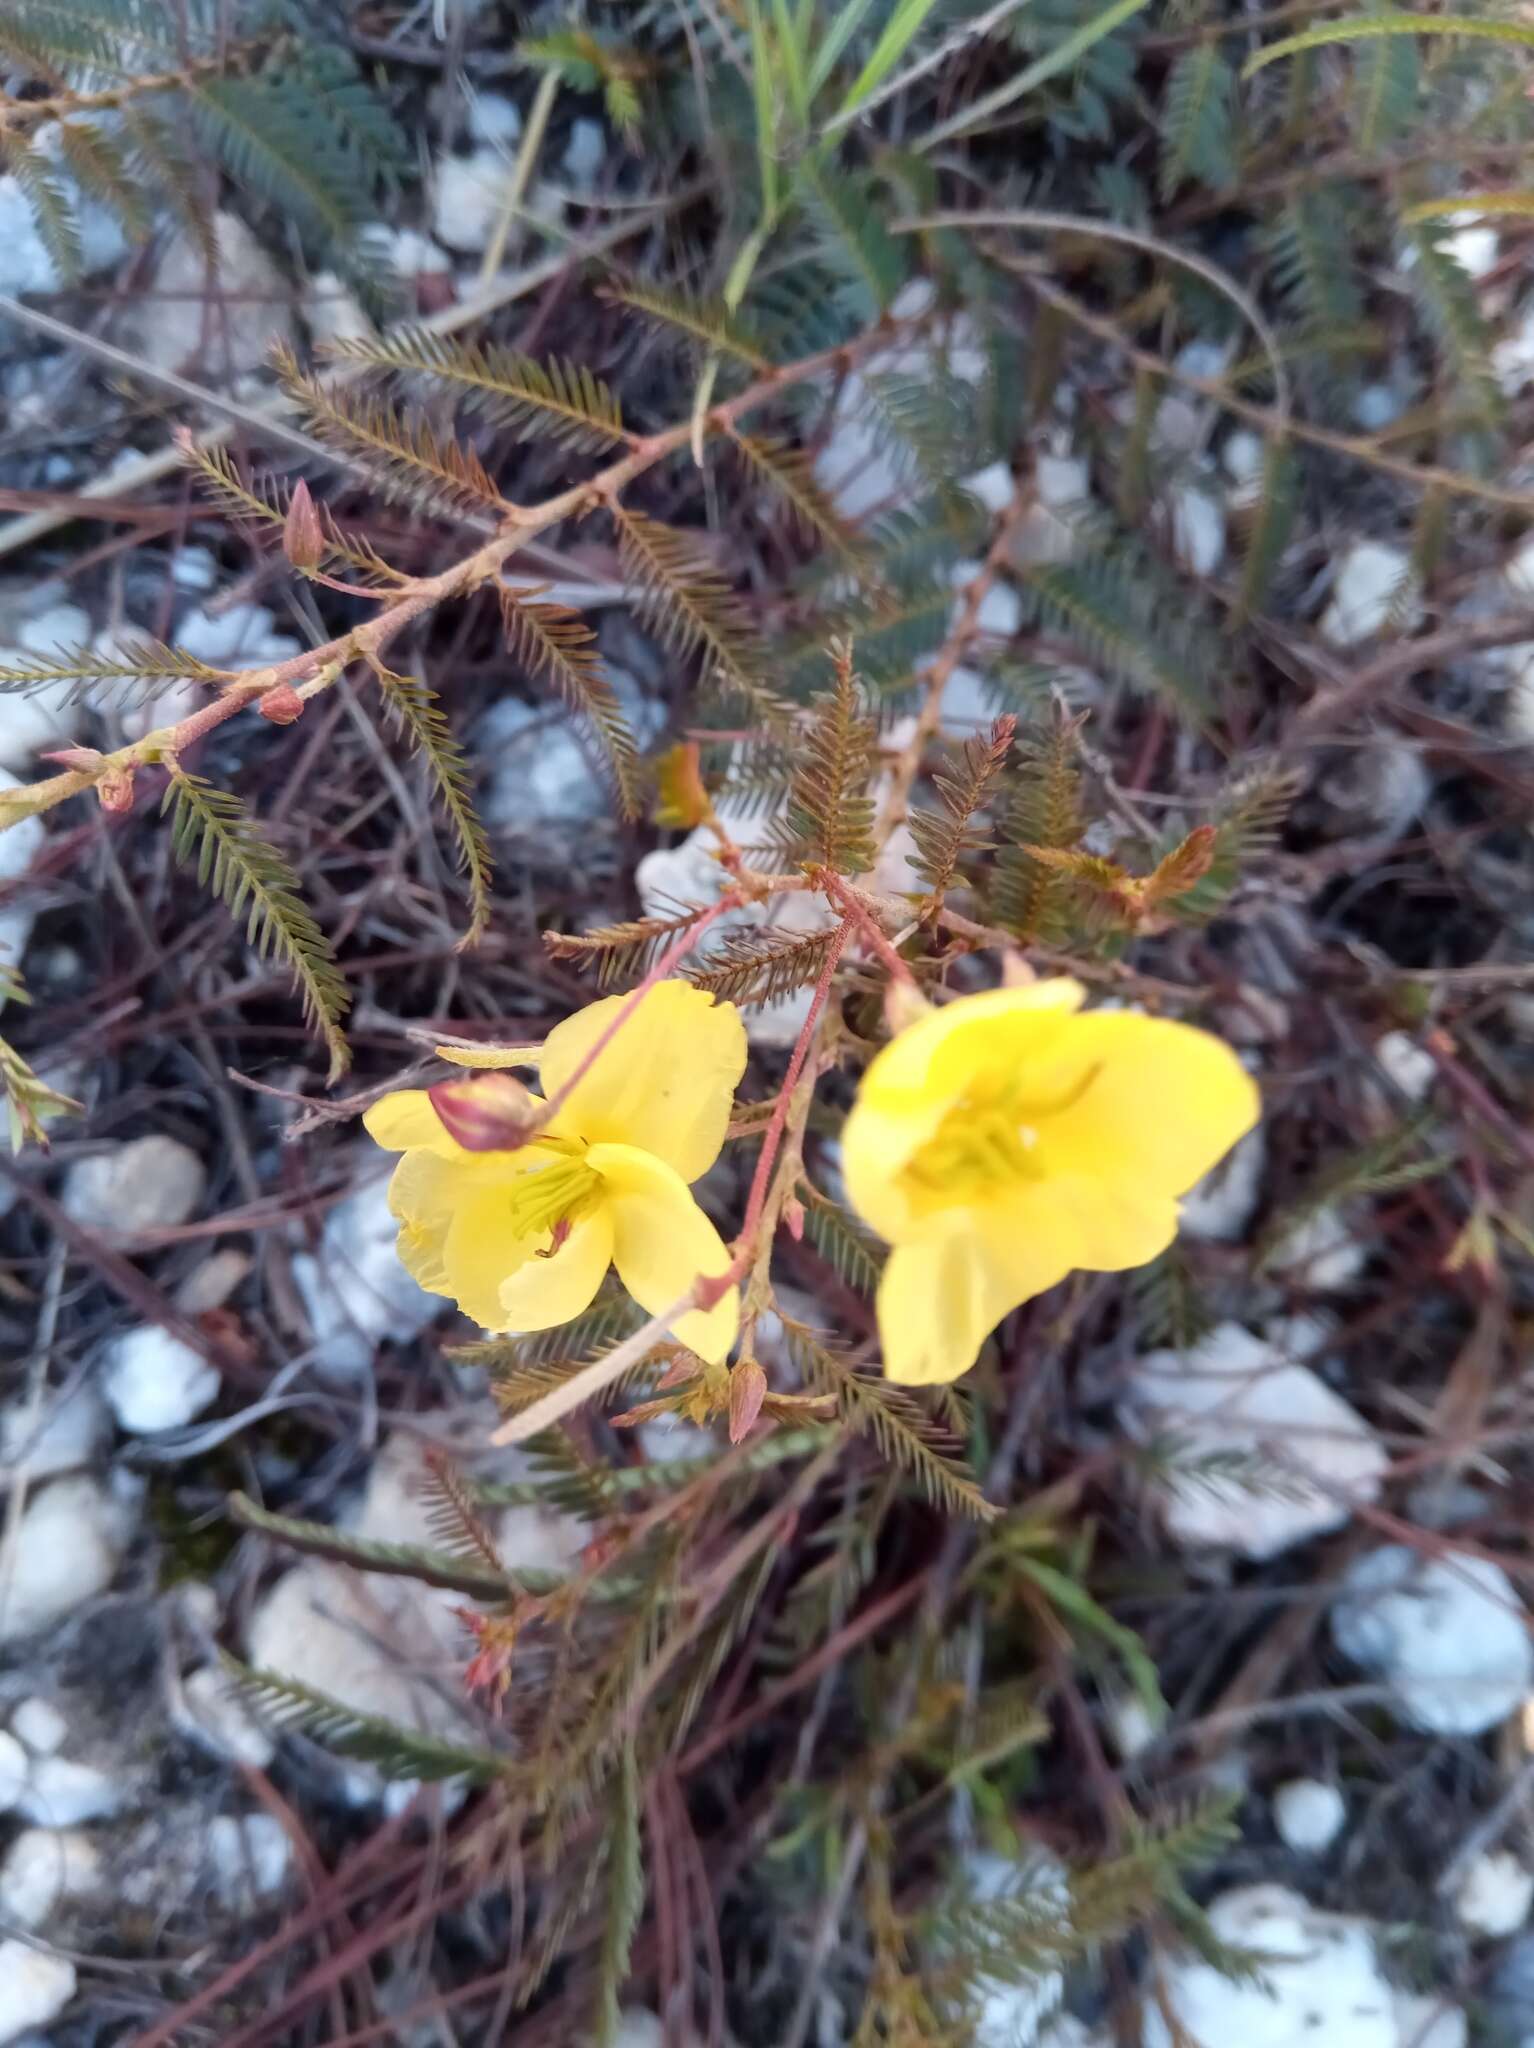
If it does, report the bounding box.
[508,1145,601,1245]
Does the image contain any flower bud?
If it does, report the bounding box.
[728,1358,767,1444]
[427,1072,538,1151]
[282,478,325,572]
[259,683,304,725]
[98,765,135,813]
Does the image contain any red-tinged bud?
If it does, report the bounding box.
[98,765,135,813]
[283,478,325,572]
[728,1358,767,1444]
[427,1072,539,1151]
[782,1196,805,1242]
[41,745,105,772]
[259,683,304,724]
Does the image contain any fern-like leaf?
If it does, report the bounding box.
[784,1322,995,1522]
[369,661,493,948]
[1268,192,1364,346]
[497,590,642,820]
[0,639,223,704]
[1015,544,1215,721]
[420,1454,508,1579]
[161,766,350,1079]
[595,1740,644,2045]
[1,134,82,281]
[609,505,787,725]
[275,346,507,522]
[777,641,876,875]
[1170,766,1297,920]
[1159,45,1238,199]
[683,925,841,1007]
[543,907,716,986]
[603,279,774,372]
[800,159,908,325]
[55,117,151,240]
[226,1658,508,1783]
[1235,437,1301,623]
[992,705,1084,942]
[226,1491,534,1598]
[323,331,628,452]
[0,969,81,1151]
[729,430,864,562]
[800,1183,886,1296]
[1400,217,1503,434]
[908,716,1016,902]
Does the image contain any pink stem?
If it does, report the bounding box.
[726,916,852,1281]
[823,872,917,986]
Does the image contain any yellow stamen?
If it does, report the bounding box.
[507,1144,601,1243]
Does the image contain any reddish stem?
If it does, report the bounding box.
[726,916,851,1281]
[822,871,918,986]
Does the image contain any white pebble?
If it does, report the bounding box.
[1272,1778,1346,1853]
[0,766,44,974]
[179,1664,276,1770]
[125,212,292,379]
[962,461,1016,515]
[562,116,606,187]
[62,1134,205,1236]
[1105,1694,1159,1761]
[1222,428,1266,492]
[950,560,1021,639]
[1180,1125,1266,1243]
[467,93,523,148]
[173,1246,251,1315]
[432,148,516,255]
[176,599,301,669]
[0,1383,107,1487]
[208,1812,292,1907]
[0,1827,100,1929]
[9,1699,66,1756]
[290,1174,441,1377]
[1495,304,1534,395]
[0,1731,26,1810]
[1333,1544,1534,1736]
[1123,1321,1385,1560]
[0,1475,132,1646]
[0,166,126,295]
[1320,540,1419,647]
[1442,220,1499,283]
[1354,382,1407,434]
[1374,1030,1436,1104]
[101,1326,221,1435]
[1393,1992,1467,2048]
[1168,482,1226,577]
[1455,1851,1534,1938]
[1142,1884,1395,2048]
[958,1849,1068,2048]
[18,1754,123,1826]
[302,270,372,348]
[1266,1203,1368,1290]
[0,1939,76,2040]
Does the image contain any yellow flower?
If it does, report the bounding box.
[363,982,748,1361]
[841,979,1259,1385]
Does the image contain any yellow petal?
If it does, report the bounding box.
[588,1141,738,1364]
[1031,1012,1260,1200]
[363,1089,465,1159]
[440,1175,539,1330]
[876,1200,1073,1385]
[383,1151,456,1294]
[843,981,1086,1241]
[1041,1176,1179,1273]
[538,982,747,1182]
[497,1204,614,1330]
